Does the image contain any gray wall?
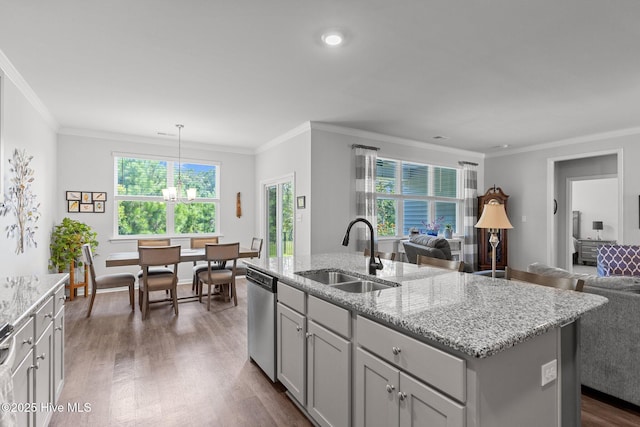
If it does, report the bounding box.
[0,74,58,275]
[56,132,256,282]
[486,138,638,270]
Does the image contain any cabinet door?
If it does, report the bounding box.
[277,302,306,404]
[355,348,399,427]
[53,306,65,401]
[33,323,53,427]
[12,349,35,427]
[307,320,351,427]
[399,372,465,427]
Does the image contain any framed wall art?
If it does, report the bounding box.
[66,190,106,213]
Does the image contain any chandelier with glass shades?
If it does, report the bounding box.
[162,124,196,202]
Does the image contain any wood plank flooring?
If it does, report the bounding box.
[51,279,640,426]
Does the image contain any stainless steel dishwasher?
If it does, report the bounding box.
[246,267,278,382]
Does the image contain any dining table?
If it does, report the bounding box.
[105,247,259,268]
[105,246,260,304]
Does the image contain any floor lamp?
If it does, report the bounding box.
[475,199,513,278]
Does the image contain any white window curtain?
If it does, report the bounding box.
[354,145,378,251]
[459,161,478,271]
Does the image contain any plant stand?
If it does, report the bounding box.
[66,259,88,301]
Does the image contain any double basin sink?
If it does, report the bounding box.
[295,269,399,293]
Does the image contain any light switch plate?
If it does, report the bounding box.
[541,359,557,386]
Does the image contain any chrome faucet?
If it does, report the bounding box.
[342,218,383,275]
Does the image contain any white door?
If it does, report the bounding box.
[265,177,294,258]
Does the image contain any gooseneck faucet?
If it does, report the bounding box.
[342,218,383,275]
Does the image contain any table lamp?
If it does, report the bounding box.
[592,221,603,240]
[475,199,513,278]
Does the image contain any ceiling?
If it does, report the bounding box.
[1,0,639,154]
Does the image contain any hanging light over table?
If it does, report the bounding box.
[162,124,196,202]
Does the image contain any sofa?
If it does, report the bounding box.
[402,234,452,264]
[528,262,640,406]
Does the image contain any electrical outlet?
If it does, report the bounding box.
[541,359,557,386]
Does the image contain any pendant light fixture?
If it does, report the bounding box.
[162,124,196,202]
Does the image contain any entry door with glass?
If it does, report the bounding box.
[265,178,294,258]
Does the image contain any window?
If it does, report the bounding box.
[114,155,220,236]
[375,158,460,237]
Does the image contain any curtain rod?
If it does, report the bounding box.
[458,161,479,166]
[352,144,380,151]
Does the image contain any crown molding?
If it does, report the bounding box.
[255,122,312,154]
[58,127,255,155]
[309,122,485,158]
[486,127,640,158]
[0,49,58,131]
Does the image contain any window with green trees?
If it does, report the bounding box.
[376,158,460,237]
[114,155,220,236]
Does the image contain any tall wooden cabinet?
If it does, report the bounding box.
[477,186,510,271]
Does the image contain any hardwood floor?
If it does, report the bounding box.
[50,279,311,427]
[51,279,640,426]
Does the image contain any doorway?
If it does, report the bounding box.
[264,176,294,258]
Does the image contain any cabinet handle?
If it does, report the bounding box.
[392,346,402,355]
[59,296,66,302]
[386,384,395,393]
[36,353,46,361]
[44,312,53,319]
[296,326,302,332]
[30,362,39,371]
[55,326,63,331]
[305,332,312,339]
[398,391,407,401]
[22,337,33,345]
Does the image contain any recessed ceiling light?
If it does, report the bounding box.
[321,31,344,47]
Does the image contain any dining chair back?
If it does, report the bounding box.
[138,245,181,319]
[251,237,264,258]
[364,248,396,261]
[197,242,240,309]
[137,238,171,247]
[190,237,221,291]
[417,255,464,272]
[505,267,584,292]
[82,244,136,317]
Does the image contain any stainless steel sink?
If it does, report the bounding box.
[331,281,392,293]
[295,270,360,285]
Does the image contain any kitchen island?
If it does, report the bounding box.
[245,253,607,427]
[0,274,68,427]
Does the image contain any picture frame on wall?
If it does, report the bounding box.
[92,192,107,201]
[81,192,92,203]
[66,191,81,201]
[80,203,94,213]
[94,201,105,213]
[68,200,80,213]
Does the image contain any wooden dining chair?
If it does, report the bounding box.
[137,238,173,276]
[364,248,396,261]
[138,245,181,320]
[417,254,464,272]
[250,237,264,258]
[197,242,240,310]
[82,244,136,317]
[505,267,585,292]
[190,236,220,291]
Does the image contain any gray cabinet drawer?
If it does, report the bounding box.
[278,282,306,314]
[34,296,54,340]
[308,295,351,339]
[357,315,466,403]
[12,317,35,370]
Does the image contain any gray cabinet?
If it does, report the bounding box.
[577,239,615,265]
[277,301,306,404]
[11,347,34,427]
[33,323,53,427]
[53,294,65,401]
[306,320,351,427]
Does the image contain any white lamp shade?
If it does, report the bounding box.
[475,199,513,230]
[186,188,197,200]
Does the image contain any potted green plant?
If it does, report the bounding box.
[443,224,453,239]
[49,217,99,273]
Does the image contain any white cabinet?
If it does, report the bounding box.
[306,320,351,427]
[277,301,306,404]
[11,347,34,427]
[356,315,465,427]
[33,322,53,427]
[277,283,352,427]
[53,295,65,401]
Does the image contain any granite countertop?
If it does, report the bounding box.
[244,253,608,358]
[0,273,69,329]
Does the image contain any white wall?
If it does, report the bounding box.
[572,178,618,241]
[0,75,58,275]
[486,137,639,270]
[56,133,255,282]
[254,126,312,256]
